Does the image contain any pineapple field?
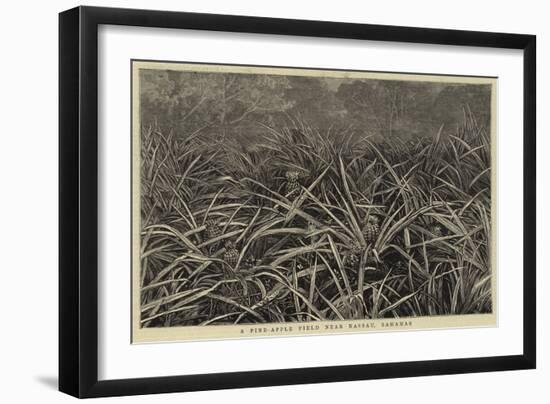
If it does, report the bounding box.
[138,112,493,328]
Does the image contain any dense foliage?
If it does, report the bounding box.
[139,112,492,327]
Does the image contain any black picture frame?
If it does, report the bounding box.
[59,5,536,398]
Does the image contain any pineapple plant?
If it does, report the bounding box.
[223,240,239,269]
[285,170,300,195]
[362,215,380,244]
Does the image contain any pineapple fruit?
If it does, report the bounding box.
[242,256,258,271]
[205,217,222,239]
[223,240,239,268]
[285,170,300,195]
[431,224,444,237]
[348,241,362,266]
[362,215,380,244]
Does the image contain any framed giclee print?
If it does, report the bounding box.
[59,6,536,398]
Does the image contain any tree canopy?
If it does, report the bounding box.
[140,69,492,143]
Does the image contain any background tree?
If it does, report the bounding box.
[430,84,492,129]
[140,69,293,142]
[336,79,438,139]
[282,76,345,132]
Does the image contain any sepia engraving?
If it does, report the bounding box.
[131,61,496,342]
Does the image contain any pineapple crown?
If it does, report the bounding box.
[367,214,380,225]
[224,240,236,249]
[285,170,300,180]
[205,217,219,227]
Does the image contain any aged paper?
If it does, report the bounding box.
[131,60,497,343]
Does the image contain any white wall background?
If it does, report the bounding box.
[0,0,545,402]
